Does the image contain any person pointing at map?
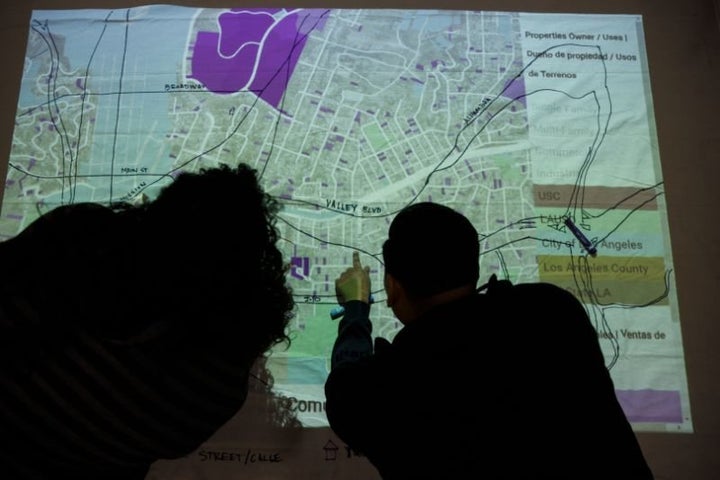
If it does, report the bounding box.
[0,163,297,479]
[324,202,653,479]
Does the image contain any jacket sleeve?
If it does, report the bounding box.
[330,300,373,369]
[324,300,380,451]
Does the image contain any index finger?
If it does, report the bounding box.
[353,251,361,269]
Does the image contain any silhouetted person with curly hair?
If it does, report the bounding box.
[0,163,295,479]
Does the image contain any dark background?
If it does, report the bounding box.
[0,2,718,479]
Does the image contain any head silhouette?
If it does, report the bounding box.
[107,163,294,360]
[382,202,479,299]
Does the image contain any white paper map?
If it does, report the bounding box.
[1,6,692,451]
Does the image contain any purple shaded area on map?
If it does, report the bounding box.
[616,389,683,423]
[503,75,526,107]
[189,8,328,108]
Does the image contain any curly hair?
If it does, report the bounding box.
[0,163,298,478]
[114,163,295,361]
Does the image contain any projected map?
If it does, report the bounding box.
[1,5,691,438]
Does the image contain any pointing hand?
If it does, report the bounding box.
[335,251,371,304]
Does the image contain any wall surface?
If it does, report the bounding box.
[0,1,718,479]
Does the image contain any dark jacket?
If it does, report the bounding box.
[325,282,654,479]
[0,204,251,479]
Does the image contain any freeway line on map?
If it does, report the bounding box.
[357,140,532,204]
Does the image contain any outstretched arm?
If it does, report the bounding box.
[330,251,373,369]
[325,252,382,452]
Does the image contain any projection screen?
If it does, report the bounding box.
[0,5,692,457]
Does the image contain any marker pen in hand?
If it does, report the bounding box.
[330,295,375,320]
